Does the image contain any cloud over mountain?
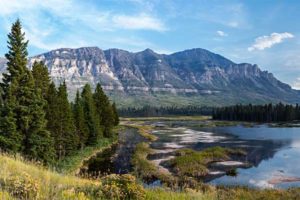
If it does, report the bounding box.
[248,32,294,51]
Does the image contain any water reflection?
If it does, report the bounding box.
[80,120,300,188]
[149,122,300,188]
[79,128,146,176]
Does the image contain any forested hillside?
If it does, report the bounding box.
[0,20,119,164]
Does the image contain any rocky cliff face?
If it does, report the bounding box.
[0,47,299,107]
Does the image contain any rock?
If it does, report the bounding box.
[0,47,299,106]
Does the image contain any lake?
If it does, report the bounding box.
[148,121,300,189]
[82,120,300,189]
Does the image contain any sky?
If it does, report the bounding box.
[0,0,300,89]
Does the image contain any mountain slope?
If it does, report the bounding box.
[0,47,299,107]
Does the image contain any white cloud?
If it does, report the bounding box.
[112,13,166,31]
[216,30,228,37]
[0,1,166,32]
[292,77,300,90]
[0,0,167,52]
[248,32,294,51]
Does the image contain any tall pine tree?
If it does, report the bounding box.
[81,84,101,145]
[32,61,51,98]
[93,83,114,137]
[0,86,19,152]
[25,88,55,164]
[0,20,54,163]
[45,82,59,139]
[55,82,78,158]
[73,90,89,148]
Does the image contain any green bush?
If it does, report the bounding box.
[101,174,145,200]
[4,172,39,199]
[169,147,245,178]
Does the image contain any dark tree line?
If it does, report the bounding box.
[118,106,212,117]
[212,103,300,122]
[0,20,119,164]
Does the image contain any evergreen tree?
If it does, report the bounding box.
[0,86,3,107]
[0,19,28,153]
[81,84,101,145]
[0,20,55,163]
[1,19,28,92]
[93,83,114,137]
[0,87,20,152]
[213,103,300,122]
[45,82,59,138]
[73,90,89,148]
[32,61,51,98]
[112,102,119,126]
[55,82,78,158]
[25,89,55,164]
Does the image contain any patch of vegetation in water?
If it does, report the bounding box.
[268,122,300,128]
[167,147,246,179]
[122,115,211,122]
[124,124,158,141]
[131,143,174,184]
[193,120,255,128]
[226,168,238,177]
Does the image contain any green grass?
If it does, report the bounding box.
[55,127,122,175]
[0,153,101,199]
[131,142,173,184]
[121,117,256,129]
[192,120,254,128]
[123,124,158,141]
[121,115,210,122]
[168,147,246,178]
[146,187,300,200]
[214,186,300,200]
[56,138,116,175]
[145,188,216,200]
[131,143,157,179]
[1,152,300,199]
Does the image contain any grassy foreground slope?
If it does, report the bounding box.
[1,154,300,200]
[0,154,98,199]
[0,153,212,199]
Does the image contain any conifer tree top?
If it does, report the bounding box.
[3,19,29,87]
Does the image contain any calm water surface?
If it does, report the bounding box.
[82,120,300,189]
[149,122,300,189]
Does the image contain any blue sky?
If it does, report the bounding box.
[0,0,300,89]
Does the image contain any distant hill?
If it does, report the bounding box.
[0,47,299,107]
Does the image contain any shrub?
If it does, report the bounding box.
[168,147,245,178]
[4,172,39,199]
[101,174,145,200]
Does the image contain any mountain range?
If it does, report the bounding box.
[0,47,299,107]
